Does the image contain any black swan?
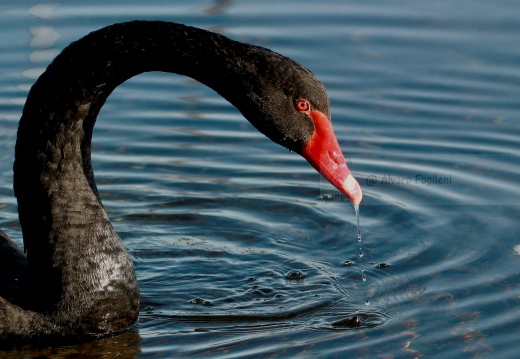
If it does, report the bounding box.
[0,21,362,340]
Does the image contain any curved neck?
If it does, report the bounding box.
[15,21,255,246]
[13,21,258,318]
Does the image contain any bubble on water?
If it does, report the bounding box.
[285,269,305,280]
[189,298,214,306]
[364,300,370,306]
[376,263,390,268]
[332,315,363,328]
[332,312,388,329]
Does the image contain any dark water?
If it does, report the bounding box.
[1,0,519,357]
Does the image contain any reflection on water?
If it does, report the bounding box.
[0,0,519,358]
[28,3,59,20]
[0,330,142,357]
[201,0,233,15]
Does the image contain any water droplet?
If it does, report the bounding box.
[361,269,367,281]
[364,300,370,306]
[354,205,362,242]
[246,277,256,282]
[342,260,354,266]
[285,269,305,280]
[359,248,364,258]
[376,263,390,268]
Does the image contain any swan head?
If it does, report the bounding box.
[224,46,363,206]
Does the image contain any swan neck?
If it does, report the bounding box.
[15,21,248,249]
[12,21,247,324]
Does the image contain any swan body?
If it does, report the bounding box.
[0,21,361,340]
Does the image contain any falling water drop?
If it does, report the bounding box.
[354,205,362,242]
[359,248,364,258]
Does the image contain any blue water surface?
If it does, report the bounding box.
[1,0,519,358]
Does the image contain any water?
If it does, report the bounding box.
[354,205,362,242]
[1,0,520,358]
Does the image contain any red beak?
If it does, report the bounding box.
[301,110,362,206]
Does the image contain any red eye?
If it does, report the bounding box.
[295,99,310,114]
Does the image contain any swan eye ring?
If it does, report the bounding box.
[295,99,311,114]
